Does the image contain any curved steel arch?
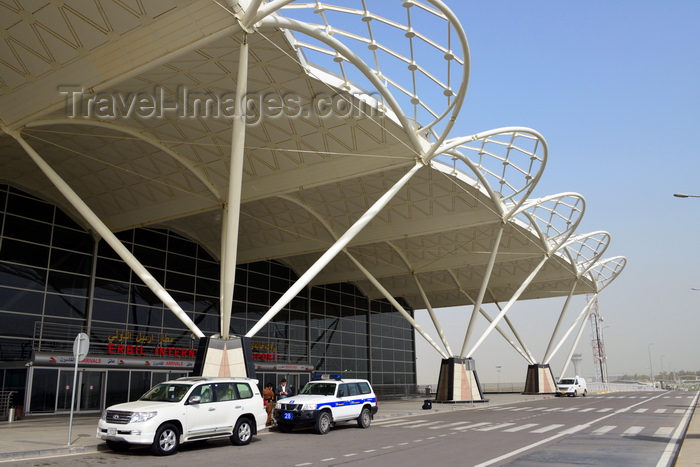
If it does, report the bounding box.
[436,127,548,219]
[258,0,470,159]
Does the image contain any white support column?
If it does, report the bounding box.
[545,294,597,367]
[220,34,249,340]
[464,255,548,358]
[412,272,453,356]
[245,161,424,338]
[543,282,578,363]
[451,273,534,364]
[10,131,204,338]
[475,306,534,364]
[348,254,448,359]
[459,223,505,357]
[488,297,537,364]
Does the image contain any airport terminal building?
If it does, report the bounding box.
[0,183,415,414]
[0,1,624,416]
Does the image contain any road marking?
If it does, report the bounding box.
[623,426,644,436]
[675,409,685,414]
[654,427,674,437]
[592,425,616,435]
[503,423,539,432]
[597,408,612,412]
[530,424,564,433]
[343,453,357,457]
[454,422,491,430]
[475,391,669,467]
[654,409,667,414]
[634,408,648,413]
[429,421,473,430]
[657,391,700,467]
[476,423,516,432]
[579,408,595,412]
[380,420,428,427]
[560,407,578,412]
[407,421,443,428]
[373,418,407,425]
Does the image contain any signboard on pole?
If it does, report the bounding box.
[68,333,89,445]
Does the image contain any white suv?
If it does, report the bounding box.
[97,376,267,455]
[556,376,588,397]
[273,376,378,434]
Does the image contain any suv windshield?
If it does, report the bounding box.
[140,383,191,402]
[559,379,575,385]
[300,382,336,396]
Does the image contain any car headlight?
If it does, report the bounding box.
[129,411,158,423]
[275,402,282,409]
[301,403,317,411]
[101,410,107,421]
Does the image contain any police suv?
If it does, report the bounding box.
[273,375,378,434]
[97,376,267,455]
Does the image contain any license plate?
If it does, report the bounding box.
[107,427,117,435]
[283,412,293,420]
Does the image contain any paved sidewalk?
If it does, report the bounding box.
[0,392,697,464]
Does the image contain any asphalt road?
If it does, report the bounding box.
[10,391,694,467]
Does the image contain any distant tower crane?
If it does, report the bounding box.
[587,295,608,383]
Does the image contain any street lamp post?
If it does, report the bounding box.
[496,365,502,392]
[648,343,655,388]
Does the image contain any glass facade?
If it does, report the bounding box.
[0,184,416,412]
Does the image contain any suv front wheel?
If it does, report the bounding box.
[151,423,179,456]
[315,411,332,435]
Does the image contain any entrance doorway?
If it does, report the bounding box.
[257,372,311,398]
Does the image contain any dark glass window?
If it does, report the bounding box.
[105,370,129,406]
[130,371,151,401]
[4,215,52,245]
[49,249,92,275]
[128,306,163,328]
[0,239,49,268]
[52,226,93,253]
[3,311,39,337]
[46,271,89,296]
[165,272,195,293]
[7,195,54,223]
[133,245,165,269]
[0,286,44,313]
[196,277,218,297]
[30,369,58,412]
[93,279,130,302]
[91,299,128,323]
[197,260,218,280]
[95,257,131,281]
[44,293,87,319]
[0,263,47,290]
[134,229,166,250]
[168,235,197,257]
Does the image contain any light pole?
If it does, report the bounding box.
[648,343,655,388]
[673,193,700,198]
[496,365,502,392]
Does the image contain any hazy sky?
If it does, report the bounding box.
[414,1,700,386]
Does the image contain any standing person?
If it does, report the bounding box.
[263,383,275,427]
[277,378,291,399]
